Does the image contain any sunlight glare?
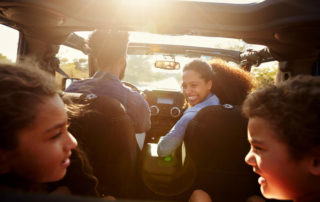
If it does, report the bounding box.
[176,0,264,4]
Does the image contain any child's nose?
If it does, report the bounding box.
[245,149,256,166]
[65,132,78,151]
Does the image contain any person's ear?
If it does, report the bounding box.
[309,156,320,176]
[119,54,126,65]
[0,149,13,175]
[207,80,212,91]
[308,146,320,176]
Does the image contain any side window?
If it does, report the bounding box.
[252,61,278,88]
[0,24,19,64]
[55,45,89,90]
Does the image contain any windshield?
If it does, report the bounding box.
[123,55,194,91]
[71,31,267,91]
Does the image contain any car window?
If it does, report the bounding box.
[252,61,278,88]
[55,45,89,89]
[0,24,19,64]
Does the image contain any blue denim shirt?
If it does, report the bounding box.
[157,93,220,157]
[65,71,151,133]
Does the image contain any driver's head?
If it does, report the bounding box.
[86,29,129,80]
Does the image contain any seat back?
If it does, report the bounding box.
[62,93,139,198]
[184,105,261,201]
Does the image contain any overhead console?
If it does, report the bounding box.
[146,90,185,143]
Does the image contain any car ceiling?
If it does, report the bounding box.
[0,0,320,61]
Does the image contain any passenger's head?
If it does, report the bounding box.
[182,58,255,107]
[87,29,129,80]
[243,75,320,201]
[0,64,77,183]
[209,58,255,105]
[182,59,213,107]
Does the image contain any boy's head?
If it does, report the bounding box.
[242,75,320,201]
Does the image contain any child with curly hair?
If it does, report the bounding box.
[243,75,320,202]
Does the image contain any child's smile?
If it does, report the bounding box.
[245,117,312,201]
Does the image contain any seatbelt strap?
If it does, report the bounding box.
[50,57,70,79]
[56,66,70,79]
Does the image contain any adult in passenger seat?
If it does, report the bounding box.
[65,30,150,133]
[157,58,255,157]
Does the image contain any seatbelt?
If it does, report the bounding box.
[49,57,70,79]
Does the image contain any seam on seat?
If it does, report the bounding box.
[190,120,206,128]
[109,114,130,122]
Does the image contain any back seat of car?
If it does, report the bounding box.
[62,93,140,198]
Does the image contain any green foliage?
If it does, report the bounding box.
[214,39,246,52]
[0,53,12,64]
[213,40,278,89]
[73,58,88,72]
[252,62,277,88]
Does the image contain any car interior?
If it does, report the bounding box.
[1,0,320,201]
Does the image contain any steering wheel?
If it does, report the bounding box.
[122,81,140,93]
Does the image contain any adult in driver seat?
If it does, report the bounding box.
[157,58,255,157]
[65,30,150,133]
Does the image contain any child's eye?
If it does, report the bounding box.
[252,145,263,152]
[191,85,197,88]
[50,132,62,140]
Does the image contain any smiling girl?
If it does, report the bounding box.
[0,64,78,193]
[157,58,255,157]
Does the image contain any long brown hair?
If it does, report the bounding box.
[0,64,98,196]
[0,64,57,150]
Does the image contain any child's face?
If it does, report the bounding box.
[10,94,78,183]
[245,117,311,200]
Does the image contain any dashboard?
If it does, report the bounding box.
[145,90,185,143]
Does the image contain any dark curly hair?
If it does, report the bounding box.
[87,29,129,69]
[243,75,320,160]
[209,58,256,105]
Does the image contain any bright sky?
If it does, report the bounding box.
[0,0,266,62]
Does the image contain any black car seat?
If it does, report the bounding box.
[183,104,261,202]
[61,93,139,198]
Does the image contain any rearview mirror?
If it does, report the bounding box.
[62,77,81,91]
[155,61,180,70]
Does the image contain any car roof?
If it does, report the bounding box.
[0,0,319,61]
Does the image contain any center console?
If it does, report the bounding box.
[146,90,185,143]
